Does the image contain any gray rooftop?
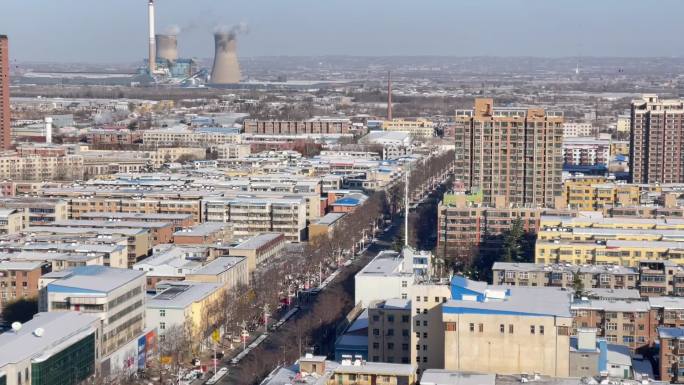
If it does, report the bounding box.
[0,312,99,368]
[43,266,144,294]
[313,213,346,226]
[572,299,650,312]
[420,370,496,385]
[445,284,572,318]
[333,362,415,376]
[189,257,245,276]
[231,233,283,250]
[147,281,222,309]
[357,250,407,277]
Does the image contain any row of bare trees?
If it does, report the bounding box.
[95,150,454,384]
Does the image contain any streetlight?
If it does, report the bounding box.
[263,304,270,333]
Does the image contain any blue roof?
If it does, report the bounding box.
[332,197,361,206]
[195,127,240,134]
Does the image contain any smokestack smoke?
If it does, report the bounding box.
[156,34,178,63]
[210,23,247,84]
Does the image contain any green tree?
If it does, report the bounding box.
[502,218,525,263]
[2,297,38,324]
[572,272,585,297]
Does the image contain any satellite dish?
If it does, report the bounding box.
[33,328,44,337]
[11,322,22,332]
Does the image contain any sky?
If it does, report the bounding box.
[2,0,684,63]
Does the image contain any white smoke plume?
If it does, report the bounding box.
[214,22,249,38]
[164,25,181,35]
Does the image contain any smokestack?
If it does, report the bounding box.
[44,117,52,144]
[148,0,156,74]
[387,71,393,120]
[156,34,178,63]
[210,32,241,84]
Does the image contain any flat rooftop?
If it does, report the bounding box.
[231,233,283,250]
[43,265,144,294]
[147,281,222,309]
[0,312,99,368]
[189,257,245,276]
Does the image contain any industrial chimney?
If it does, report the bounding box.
[44,117,52,144]
[147,0,156,74]
[210,32,241,84]
[155,34,178,63]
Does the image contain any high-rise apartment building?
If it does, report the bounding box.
[454,98,564,207]
[0,35,10,149]
[630,94,684,183]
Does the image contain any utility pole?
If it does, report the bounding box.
[241,320,248,351]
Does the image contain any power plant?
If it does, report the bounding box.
[210,31,241,84]
[139,0,244,87]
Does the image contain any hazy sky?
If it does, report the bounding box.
[2,0,684,63]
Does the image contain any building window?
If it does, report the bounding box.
[469,323,475,332]
[416,308,421,314]
[372,356,379,362]
[159,322,166,330]
[373,342,379,349]
[402,329,409,337]
[434,297,440,303]
[402,315,410,323]
[401,280,407,288]
[422,357,428,363]
[509,325,514,334]
[423,320,428,327]
[416,296,421,302]
[388,315,395,323]
[402,344,409,351]
[372,315,380,322]
[539,326,544,335]
[423,332,428,338]
[387,343,394,350]
[387,329,394,336]
[159,309,165,317]
[478,324,483,333]
[401,293,407,299]
[373,329,380,336]
[415,320,420,327]
[530,325,535,334]
[500,324,505,333]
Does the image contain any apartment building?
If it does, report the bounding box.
[411,282,451,372]
[0,209,23,235]
[185,256,249,291]
[142,128,241,147]
[639,260,684,297]
[204,196,307,242]
[0,312,101,385]
[442,277,572,377]
[630,94,684,183]
[79,211,194,231]
[492,262,638,290]
[146,281,224,353]
[436,194,573,260]
[563,137,610,167]
[0,154,84,181]
[172,222,231,245]
[536,215,684,267]
[327,362,417,385]
[132,245,205,289]
[228,232,286,272]
[0,261,49,312]
[244,119,354,135]
[0,198,69,226]
[454,98,564,207]
[659,327,684,382]
[563,122,594,137]
[571,300,651,351]
[211,143,251,159]
[39,266,146,358]
[367,299,412,364]
[382,119,435,139]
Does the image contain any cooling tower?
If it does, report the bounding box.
[210,32,241,84]
[155,34,178,63]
